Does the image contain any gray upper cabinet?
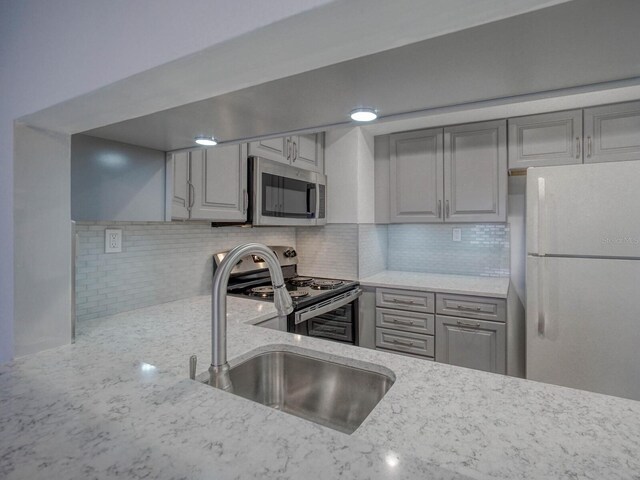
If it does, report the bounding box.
[247,137,289,165]
[584,101,640,164]
[249,133,324,172]
[508,110,583,169]
[190,144,248,221]
[170,151,190,220]
[443,120,507,223]
[390,128,444,223]
[291,133,324,173]
[168,144,247,222]
[435,315,506,374]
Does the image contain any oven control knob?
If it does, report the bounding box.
[284,249,297,258]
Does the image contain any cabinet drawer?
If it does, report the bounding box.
[376,288,434,313]
[436,294,506,322]
[376,308,434,335]
[375,328,434,357]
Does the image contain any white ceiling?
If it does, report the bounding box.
[81,0,640,152]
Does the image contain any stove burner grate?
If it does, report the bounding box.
[311,279,344,290]
[289,276,314,287]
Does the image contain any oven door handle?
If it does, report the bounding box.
[294,288,362,325]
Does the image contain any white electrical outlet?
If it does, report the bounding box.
[105,229,122,253]
[452,228,462,242]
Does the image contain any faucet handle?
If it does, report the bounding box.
[189,354,197,380]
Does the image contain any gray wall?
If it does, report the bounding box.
[71,135,166,221]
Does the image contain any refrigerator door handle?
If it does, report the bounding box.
[537,177,546,256]
[537,257,546,336]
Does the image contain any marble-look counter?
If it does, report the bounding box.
[2,295,640,479]
[360,271,510,298]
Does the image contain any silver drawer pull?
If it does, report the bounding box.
[391,319,415,326]
[457,320,481,328]
[392,299,416,305]
[391,338,414,347]
[456,305,483,312]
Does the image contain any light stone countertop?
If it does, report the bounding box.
[360,271,511,298]
[2,295,640,480]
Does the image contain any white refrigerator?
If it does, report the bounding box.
[526,160,640,401]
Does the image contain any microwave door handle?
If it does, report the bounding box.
[295,289,362,324]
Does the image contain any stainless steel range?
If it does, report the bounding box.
[213,246,361,345]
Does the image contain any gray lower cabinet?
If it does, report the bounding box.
[508,110,583,169]
[376,328,434,358]
[584,101,640,163]
[435,315,506,374]
[168,144,247,222]
[248,133,324,173]
[443,120,507,223]
[374,288,434,358]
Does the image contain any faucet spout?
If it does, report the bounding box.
[209,243,293,390]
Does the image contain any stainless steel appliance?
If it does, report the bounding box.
[214,245,360,345]
[248,157,326,226]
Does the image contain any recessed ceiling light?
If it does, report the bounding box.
[350,108,378,122]
[194,136,217,146]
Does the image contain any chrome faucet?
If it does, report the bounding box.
[209,243,293,390]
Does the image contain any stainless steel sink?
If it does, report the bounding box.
[208,348,395,434]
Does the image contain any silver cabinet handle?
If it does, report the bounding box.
[438,200,442,218]
[456,305,482,312]
[587,136,592,158]
[188,181,195,209]
[457,320,480,328]
[242,189,248,214]
[286,138,291,160]
[576,137,581,159]
[445,200,450,218]
[392,298,415,305]
[391,318,415,326]
[391,338,414,347]
[293,141,298,161]
[189,355,197,380]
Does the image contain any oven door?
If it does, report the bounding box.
[291,289,362,345]
[252,157,320,226]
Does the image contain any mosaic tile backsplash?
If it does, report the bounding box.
[387,224,510,277]
[75,222,295,321]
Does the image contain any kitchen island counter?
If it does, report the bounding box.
[2,295,639,480]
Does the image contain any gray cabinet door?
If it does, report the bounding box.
[390,128,444,223]
[444,120,507,223]
[435,315,505,374]
[190,144,248,221]
[170,152,190,220]
[248,137,290,164]
[291,133,324,173]
[508,110,583,169]
[584,101,640,163]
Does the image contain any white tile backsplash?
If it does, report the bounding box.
[358,224,388,278]
[76,221,509,322]
[295,224,359,280]
[387,224,510,277]
[75,222,295,321]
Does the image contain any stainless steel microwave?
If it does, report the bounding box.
[249,157,326,226]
